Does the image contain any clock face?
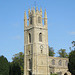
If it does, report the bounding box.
[40,45,43,49]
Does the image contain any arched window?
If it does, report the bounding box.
[39,33,42,42]
[38,17,41,23]
[29,59,32,69]
[29,59,31,69]
[29,71,32,75]
[58,60,62,66]
[52,59,55,65]
[29,33,31,43]
[30,17,32,24]
[65,60,68,66]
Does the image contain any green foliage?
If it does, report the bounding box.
[49,46,55,56]
[12,52,24,75]
[58,49,68,58]
[68,50,75,75]
[9,62,21,75]
[0,55,9,75]
[72,41,75,51]
[72,41,75,47]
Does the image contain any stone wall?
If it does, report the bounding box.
[49,56,71,75]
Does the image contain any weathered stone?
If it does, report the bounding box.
[24,8,71,75]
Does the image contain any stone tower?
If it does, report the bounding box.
[24,7,49,75]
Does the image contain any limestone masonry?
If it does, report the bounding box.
[24,7,71,75]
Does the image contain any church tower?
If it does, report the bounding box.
[24,7,49,75]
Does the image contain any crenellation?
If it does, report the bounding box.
[24,8,48,29]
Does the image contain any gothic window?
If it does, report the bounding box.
[29,71,32,75]
[29,59,32,69]
[29,59,30,69]
[58,60,62,66]
[30,17,32,24]
[38,17,41,23]
[39,33,42,42]
[29,33,31,43]
[65,60,68,66]
[52,59,55,65]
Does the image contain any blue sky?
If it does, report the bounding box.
[0,0,75,62]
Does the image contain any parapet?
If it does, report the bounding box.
[24,7,48,29]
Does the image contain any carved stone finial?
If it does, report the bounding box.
[33,7,35,16]
[24,11,27,27]
[28,9,30,16]
[40,8,42,15]
[24,11,27,19]
[44,9,47,18]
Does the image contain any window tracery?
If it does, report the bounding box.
[65,60,68,66]
[52,59,55,65]
[58,60,62,66]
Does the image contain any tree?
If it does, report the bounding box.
[58,49,68,58]
[68,41,75,75]
[72,41,75,47]
[68,50,75,75]
[9,62,21,75]
[0,55,9,75]
[49,46,55,56]
[72,41,75,50]
[12,52,24,75]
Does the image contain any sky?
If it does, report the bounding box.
[0,0,75,62]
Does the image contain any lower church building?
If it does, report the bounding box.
[49,57,71,75]
[24,7,71,75]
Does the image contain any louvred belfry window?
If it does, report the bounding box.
[29,33,31,43]
[30,17,32,24]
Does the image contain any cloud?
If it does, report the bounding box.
[70,32,75,35]
[12,22,20,27]
[12,35,21,40]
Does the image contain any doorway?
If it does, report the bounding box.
[64,73,68,75]
[29,71,32,75]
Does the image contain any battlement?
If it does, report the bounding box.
[24,7,47,29]
[28,7,42,16]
